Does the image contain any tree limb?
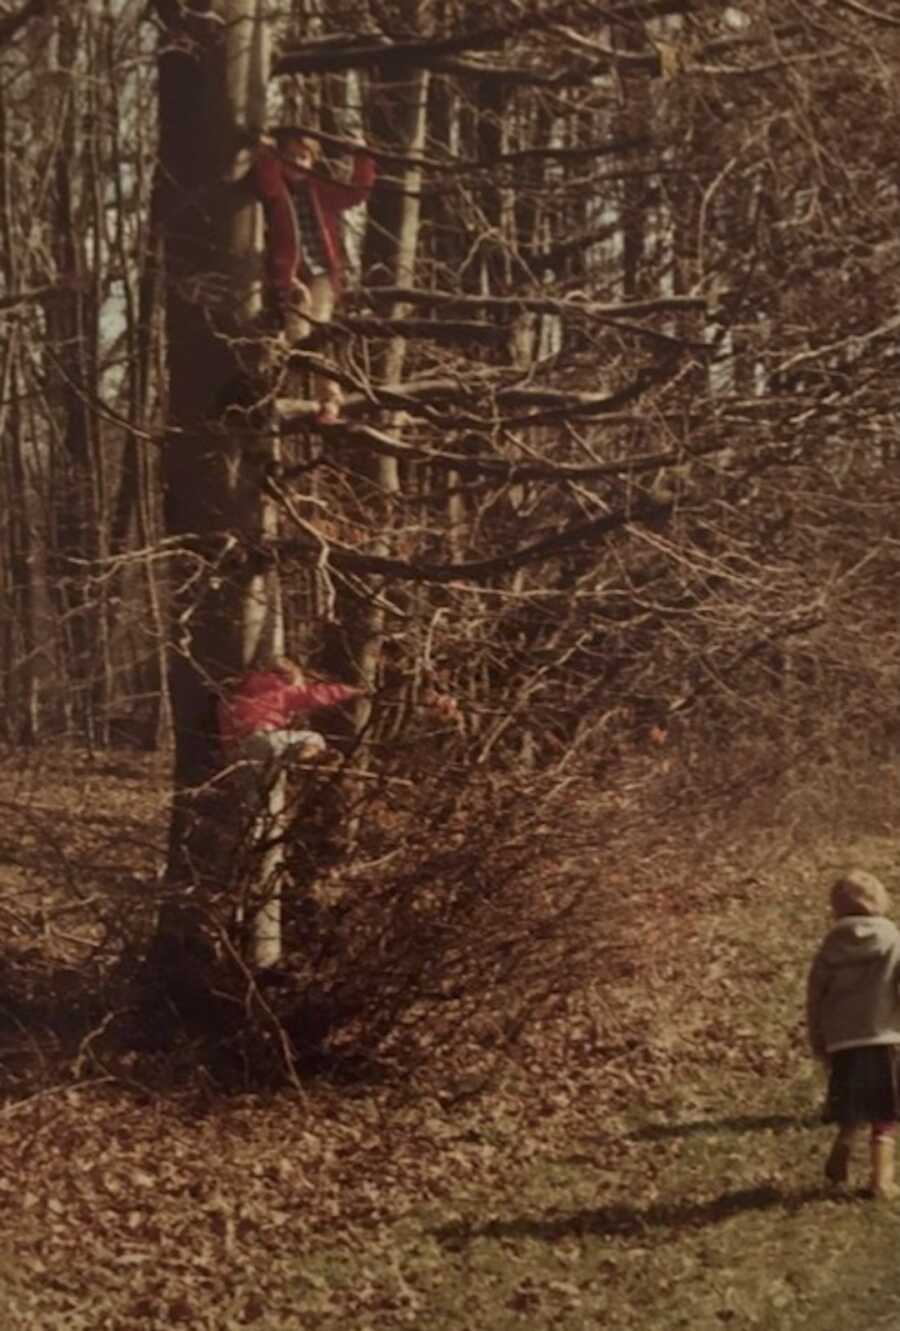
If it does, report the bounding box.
[0,285,58,312]
[290,125,653,173]
[830,0,900,25]
[0,0,57,48]
[363,286,706,321]
[337,316,501,347]
[333,313,698,355]
[274,4,573,77]
[276,421,734,484]
[274,1,695,78]
[277,359,678,427]
[274,12,805,85]
[275,497,674,585]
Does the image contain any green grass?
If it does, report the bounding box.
[253,829,900,1331]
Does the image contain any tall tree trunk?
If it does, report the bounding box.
[356,62,429,716]
[43,9,108,746]
[0,85,44,741]
[153,0,282,978]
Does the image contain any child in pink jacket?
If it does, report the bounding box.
[218,655,362,797]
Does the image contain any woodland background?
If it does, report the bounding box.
[1,1,900,1326]
[0,0,896,1030]
[2,0,900,1059]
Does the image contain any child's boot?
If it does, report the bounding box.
[870,1134,898,1200]
[824,1126,857,1185]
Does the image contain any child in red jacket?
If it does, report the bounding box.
[218,655,363,798]
[249,129,376,422]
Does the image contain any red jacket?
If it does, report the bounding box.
[249,145,376,299]
[218,670,360,748]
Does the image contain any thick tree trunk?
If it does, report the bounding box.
[153,0,283,978]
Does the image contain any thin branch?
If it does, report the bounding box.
[335,312,697,355]
[273,0,694,78]
[0,285,58,312]
[277,357,679,427]
[274,5,570,76]
[276,497,675,586]
[431,50,661,84]
[690,46,848,78]
[364,286,706,321]
[338,316,501,347]
[275,14,807,85]
[276,421,734,484]
[300,125,651,173]
[0,0,58,48]
[830,0,900,25]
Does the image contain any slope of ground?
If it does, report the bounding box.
[0,750,898,1329]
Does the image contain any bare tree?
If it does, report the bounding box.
[151,0,280,976]
[2,0,900,1068]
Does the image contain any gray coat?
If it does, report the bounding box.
[806,915,900,1057]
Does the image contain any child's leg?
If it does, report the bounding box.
[235,729,290,805]
[306,275,343,421]
[825,1123,859,1184]
[283,280,314,344]
[287,728,327,761]
[870,1121,898,1199]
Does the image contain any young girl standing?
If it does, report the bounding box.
[807,870,900,1198]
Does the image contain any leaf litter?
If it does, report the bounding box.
[0,758,900,1326]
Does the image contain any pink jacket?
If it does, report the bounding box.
[218,671,359,748]
[249,145,376,299]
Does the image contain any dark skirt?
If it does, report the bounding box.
[822,1045,900,1125]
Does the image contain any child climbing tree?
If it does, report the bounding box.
[149,0,698,992]
[153,0,376,982]
[153,0,289,978]
[249,126,376,421]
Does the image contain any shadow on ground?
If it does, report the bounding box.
[631,1112,816,1140]
[435,1183,861,1249]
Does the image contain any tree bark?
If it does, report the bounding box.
[154,0,283,976]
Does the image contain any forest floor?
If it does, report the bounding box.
[0,749,900,1329]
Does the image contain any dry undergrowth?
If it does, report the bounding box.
[0,748,899,1328]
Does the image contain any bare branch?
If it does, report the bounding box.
[277,357,679,427]
[274,0,694,78]
[275,14,809,87]
[276,421,734,484]
[274,6,568,77]
[0,0,58,48]
[335,313,697,355]
[830,0,900,25]
[338,316,501,347]
[270,123,652,175]
[276,497,675,586]
[0,285,58,312]
[363,286,707,322]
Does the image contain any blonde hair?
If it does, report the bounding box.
[831,869,889,919]
[274,129,321,162]
[253,653,305,683]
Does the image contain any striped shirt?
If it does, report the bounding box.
[291,179,329,278]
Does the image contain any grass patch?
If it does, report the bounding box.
[2,753,900,1328]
